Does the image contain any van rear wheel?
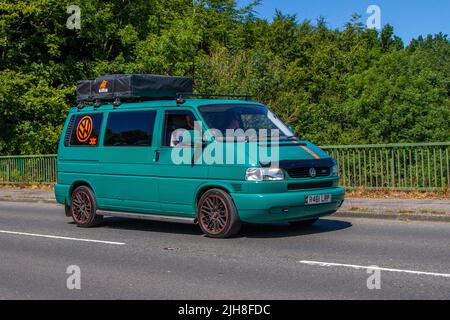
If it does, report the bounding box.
[70,186,103,227]
[197,189,241,238]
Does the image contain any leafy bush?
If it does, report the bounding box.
[1,1,449,154]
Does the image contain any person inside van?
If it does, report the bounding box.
[226,117,240,130]
[220,111,241,132]
[170,114,195,147]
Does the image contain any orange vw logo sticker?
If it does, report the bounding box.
[76,116,93,143]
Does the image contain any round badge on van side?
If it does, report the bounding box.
[76,115,93,143]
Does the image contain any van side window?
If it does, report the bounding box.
[104,111,156,147]
[69,113,103,146]
[163,110,196,147]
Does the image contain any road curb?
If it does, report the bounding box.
[335,211,450,222]
[0,197,56,205]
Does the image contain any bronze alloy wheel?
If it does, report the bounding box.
[199,194,229,235]
[197,189,241,238]
[71,189,92,224]
[70,185,102,227]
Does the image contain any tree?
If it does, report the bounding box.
[0,0,449,154]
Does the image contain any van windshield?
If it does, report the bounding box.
[198,104,294,142]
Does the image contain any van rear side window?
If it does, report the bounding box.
[69,113,103,146]
[104,111,156,147]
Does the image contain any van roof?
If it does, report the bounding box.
[70,99,263,113]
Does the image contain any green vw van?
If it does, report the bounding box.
[55,75,345,238]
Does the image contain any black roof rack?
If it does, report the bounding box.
[176,92,252,104]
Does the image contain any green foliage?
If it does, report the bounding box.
[0,0,449,154]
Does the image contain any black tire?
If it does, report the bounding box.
[289,218,318,227]
[197,189,241,238]
[70,185,103,228]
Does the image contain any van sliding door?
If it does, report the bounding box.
[97,109,161,214]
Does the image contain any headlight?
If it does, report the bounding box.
[245,168,285,181]
[331,160,339,177]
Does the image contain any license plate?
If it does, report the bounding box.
[305,194,332,205]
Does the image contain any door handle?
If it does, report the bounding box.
[154,150,160,162]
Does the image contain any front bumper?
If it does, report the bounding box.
[231,187,345,223]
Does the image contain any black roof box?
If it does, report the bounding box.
[76,74,193,102]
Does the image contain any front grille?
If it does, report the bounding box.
[288,180,334,190]
[286,167,330,178]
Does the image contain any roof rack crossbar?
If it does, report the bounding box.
[176,92,253,102]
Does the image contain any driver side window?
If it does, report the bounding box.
[162,110,197,147]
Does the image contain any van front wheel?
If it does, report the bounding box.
[70,186,103,228]
[197,189,241,238]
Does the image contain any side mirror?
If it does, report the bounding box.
[173,129,198,147]
[288,125,295,133]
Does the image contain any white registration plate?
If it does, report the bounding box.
[305,194,332,205]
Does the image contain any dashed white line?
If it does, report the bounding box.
[299,260,450,278]
[0,230,125,246]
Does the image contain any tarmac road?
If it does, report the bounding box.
[0,201,449,299]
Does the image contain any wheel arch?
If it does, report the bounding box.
[194,183,233,208]
[68,180,96,204]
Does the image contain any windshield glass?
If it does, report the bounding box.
[198,104,294,141]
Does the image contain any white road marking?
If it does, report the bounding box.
[0,230,125,246]
[299,260,450,278]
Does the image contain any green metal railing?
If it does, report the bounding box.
[0,155,57,185]
[0,142,449,191]
[322,142,450,191]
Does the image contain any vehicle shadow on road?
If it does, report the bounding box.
[99,217,204,236]
[92,217,351,239]
[241,219,352,239]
